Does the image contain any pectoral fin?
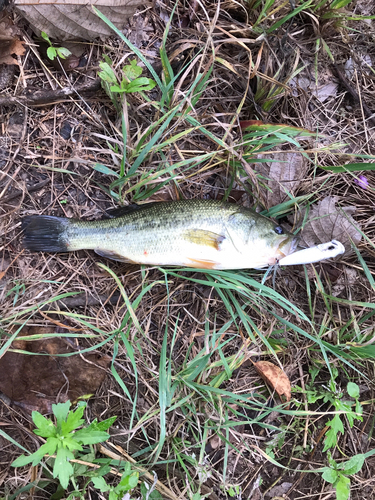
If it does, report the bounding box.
[95,249,136,263]
[182,229,225,250]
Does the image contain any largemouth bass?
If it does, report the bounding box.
[22,199,298,269]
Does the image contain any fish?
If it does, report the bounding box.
[21,199,298,270]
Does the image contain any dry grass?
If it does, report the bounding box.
[1,1,375,499]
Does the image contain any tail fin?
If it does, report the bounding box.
[22,215,70,252]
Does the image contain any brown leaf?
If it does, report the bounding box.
[299,196,362,253]
[0,15,26,66]
[0,326,111,413]
[208,434,222,450]
[15,0,151,41]
[255,151,308,208]
[254,361,291,403]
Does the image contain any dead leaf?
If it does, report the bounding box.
[299,196,362,253]
[254,361,291,403]
[15,0,151,41]
[290,73,338,102]
[332,267,358,297]
[255,151,308,208]
[0,326,111,413]
[0,14,26,66]
[265,482,293,498]
[208,434,222,450]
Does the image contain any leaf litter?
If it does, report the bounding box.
[253,360,291,404]
[299,196,362,253]
[255,150,309,208]
[14,0,149,41]
[0,14,25,66]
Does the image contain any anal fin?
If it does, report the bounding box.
[95,249,136,264]
[186,258,217,269]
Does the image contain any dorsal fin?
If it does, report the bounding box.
[103,203,159,219]
[104,204,141,219]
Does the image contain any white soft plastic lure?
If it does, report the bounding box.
[278,240,345,266]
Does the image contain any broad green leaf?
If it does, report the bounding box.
[32,439,59,465]
[322,467,338,483]
[110,84,123,93]
[56,47,71,59]
[98,62,117,84]
[340,454,365,475]
[72,428,110,445]
[109,491,117,500]
[355,400,363,416]
[61,406,85,434]
[53,446,74,489]
[47,46,57,60]
[92,476,110,492]
[73,462,89,476]
[32,412,56,438]
[347,382,360,399]
[335,474,350,500]
[123,59,142,80]
[92,7,163,91]
[11,454,35,467]
[41,31,50,42]
[123,462,132,476]
[323,414,344,452]
[52,401,71,430]
[306,391,324,404]
[119,471,139,491]
[63,436,83,452]
[125,77,156,93]
[88,416,117,432]
[12,437,59,468]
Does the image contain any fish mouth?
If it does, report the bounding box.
[277,235,299,258]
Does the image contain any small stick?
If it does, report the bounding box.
[0,79,101,107]
[0,179,49,204]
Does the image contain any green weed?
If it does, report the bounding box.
[11,401,114,490]
[41,32,72,61]
[294,366,363,452]
[9,401,164,499]
[98,56,156,112]
[321,451,370,500]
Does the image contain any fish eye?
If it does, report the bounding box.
[274,225,284,235]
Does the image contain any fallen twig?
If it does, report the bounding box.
[332,64,375,126]
[0,79,101,107]
[1,178,49,204]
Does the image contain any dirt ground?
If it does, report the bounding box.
[1,0,375,499]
